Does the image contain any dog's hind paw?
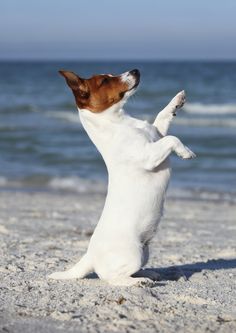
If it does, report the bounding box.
[48,271,74,280]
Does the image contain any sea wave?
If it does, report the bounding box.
[48,176,106,193]
[46,110,81,124]
[0,174,235,202]
[183,103,236,115]
[174,117,236,127]
[0,104,39,114]
[169,187,236,203]
[0,175,106,193]
[0,177,7,186]
[46,110,236,127]
[49,179,236,201]
[136,112,236,128]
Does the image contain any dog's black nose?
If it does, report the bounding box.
[130,69,140,77]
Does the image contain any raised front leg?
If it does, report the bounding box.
[144,135,195,171]
[153,91,186,136]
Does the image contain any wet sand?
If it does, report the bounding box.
[0,189,236,333]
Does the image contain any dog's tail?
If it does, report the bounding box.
[48,253,93,280]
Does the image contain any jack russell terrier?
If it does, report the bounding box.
[48,69,195,286]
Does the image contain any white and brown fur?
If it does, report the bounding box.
[48,69,195,286]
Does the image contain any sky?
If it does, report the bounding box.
[1,0,236,60]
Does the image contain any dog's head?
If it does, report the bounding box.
[59,69,140,113]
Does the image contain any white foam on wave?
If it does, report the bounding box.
[47,177,236,202]
[46,110,82,125]
[169,186,236,203]
[0,174,235,202]
[0,175,106,193]
[174,117,236,128]
[184,103,236,115]
[0,177,7,186]
[48,176,106,193]
[45,104,236,131]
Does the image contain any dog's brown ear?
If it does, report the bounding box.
[59,70,83,91]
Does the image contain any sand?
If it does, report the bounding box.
[0,189,236,333]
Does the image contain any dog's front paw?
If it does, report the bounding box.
[171,90,186,115]
[176,145,196,159]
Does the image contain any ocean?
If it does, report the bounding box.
[0,61,236,194]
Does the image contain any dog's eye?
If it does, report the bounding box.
[78,90,90,99]
[101,77,109,85]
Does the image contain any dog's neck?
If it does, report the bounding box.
[79,103,125,123]
[78,104,126,155]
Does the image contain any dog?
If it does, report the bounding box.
[48,69,195,286]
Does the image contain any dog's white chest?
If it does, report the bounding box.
[80,112,171,244]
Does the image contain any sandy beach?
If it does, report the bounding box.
[1,0,236,331]
[0,189,235,333]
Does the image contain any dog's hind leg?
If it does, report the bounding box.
[153,90,186,136]
[48,253,93,280]
[132,245,161,281]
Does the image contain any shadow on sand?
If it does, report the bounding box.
[151,258,236,281]
[87,258,236,282]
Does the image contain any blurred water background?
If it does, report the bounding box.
[0,61,236,194]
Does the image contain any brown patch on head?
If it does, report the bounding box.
[59,70,130,113]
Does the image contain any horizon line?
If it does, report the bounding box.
[0,58,236,63]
